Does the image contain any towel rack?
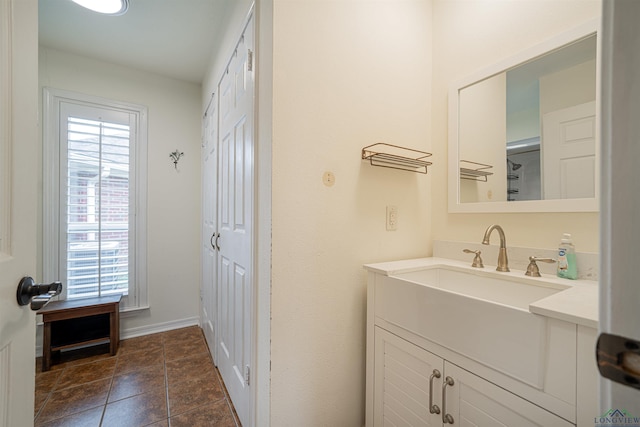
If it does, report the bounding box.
[459,160,493,181]
[361,143,432,174]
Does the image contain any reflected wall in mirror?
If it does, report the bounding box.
[448,20,599,213]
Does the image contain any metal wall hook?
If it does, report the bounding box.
[169,150,184,169]
[16,277,62,311]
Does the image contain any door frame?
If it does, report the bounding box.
[254,0,273,424]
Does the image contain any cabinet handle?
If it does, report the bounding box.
[442,376,455,424]
[215,233,220,251]
[429,369,441,414]
[210,232,217,250]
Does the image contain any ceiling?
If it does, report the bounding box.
[39,0,233,84]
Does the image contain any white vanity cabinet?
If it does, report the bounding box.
[373,327,573,427]
[365,264,599,427]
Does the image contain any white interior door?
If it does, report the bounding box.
[201,95,218,362]
[217,16,254,427]
[542,101,596,200]
[600,0,640,414]
[0,1,38,426]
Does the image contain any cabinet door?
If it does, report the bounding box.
[444,362,574,427]
[374,327,442,426]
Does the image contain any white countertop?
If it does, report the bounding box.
[364,257,598,329]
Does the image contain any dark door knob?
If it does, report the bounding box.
[16,277,62,310]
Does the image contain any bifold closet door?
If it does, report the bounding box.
[216,14,255,427]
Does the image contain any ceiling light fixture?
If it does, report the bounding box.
[71,0,129,15]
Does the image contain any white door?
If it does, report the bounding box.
[201,95,218,362]
[542,101,596,200]
[599,0,640,414]
[0,0,38,426]
[217,16,254,427]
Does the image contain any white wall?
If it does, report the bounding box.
[540,58,597,115]
[270,1,432,425]
[431,0,601,253]
[38,47,203,336]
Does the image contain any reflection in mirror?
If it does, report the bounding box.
[452,26,598,212]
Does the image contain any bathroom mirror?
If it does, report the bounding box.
[448,20,599,213]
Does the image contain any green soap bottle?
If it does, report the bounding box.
[557,233,578,279]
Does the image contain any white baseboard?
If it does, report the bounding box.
[35,316,201,357]
[120,317,200,340]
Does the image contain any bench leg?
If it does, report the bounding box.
[109,306,120,356]
[42,322,52,372]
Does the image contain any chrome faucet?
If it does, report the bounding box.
[481,224,509,272]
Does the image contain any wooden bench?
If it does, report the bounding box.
[38,295,121,372]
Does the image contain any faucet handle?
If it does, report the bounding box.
[525,256,556,277]
[463,249,484,268]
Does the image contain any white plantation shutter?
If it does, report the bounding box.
[44,88,148,310]
[65,116,131,298]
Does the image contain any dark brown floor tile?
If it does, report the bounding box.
[41,344,114,372]
[35,406,103,427]
[165,352,214,386]
[162,326,203,345]
[54,357,117,390]
[36,369,63,393]
[117,333,163,355]
[35,378,110,425]
[169,399,237,427]
[101,389,167,427]
[108,364,165,403]
[34,327,240,427]
[164,336,208,361]
[168,373,225,417]
[34,390,49,416]
[36,356,66,374]
[114,346,164,375]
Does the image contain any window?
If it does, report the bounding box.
[43,88,148,310]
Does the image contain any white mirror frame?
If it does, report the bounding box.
[448,19,600,213]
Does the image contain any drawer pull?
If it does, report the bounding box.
[429,369,441,414]
[442,376,455,424]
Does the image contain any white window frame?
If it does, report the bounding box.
[43,88,148,311]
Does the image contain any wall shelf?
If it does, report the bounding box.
[361,143,432,174]
[460,160,493,181]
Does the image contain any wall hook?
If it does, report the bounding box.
[169,150,184,169]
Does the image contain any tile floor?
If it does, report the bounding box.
[34,326,240,427]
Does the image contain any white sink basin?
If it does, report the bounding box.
[376,265,571,388]
[392,266,568,310]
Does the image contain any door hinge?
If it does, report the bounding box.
[244,365,250,385]
[247,49,253,72]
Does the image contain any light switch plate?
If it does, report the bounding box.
[386,205,398,231]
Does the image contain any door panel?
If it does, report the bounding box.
[373,327,442,427]
[542,101,596,200]
[0,1,38,426]
[445,363,572,427]
[201,95,217,361]
[216,15,254,426]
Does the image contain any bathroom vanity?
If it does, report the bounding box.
[365,258,598,427]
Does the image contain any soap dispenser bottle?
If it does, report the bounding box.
[557,233,578,279]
